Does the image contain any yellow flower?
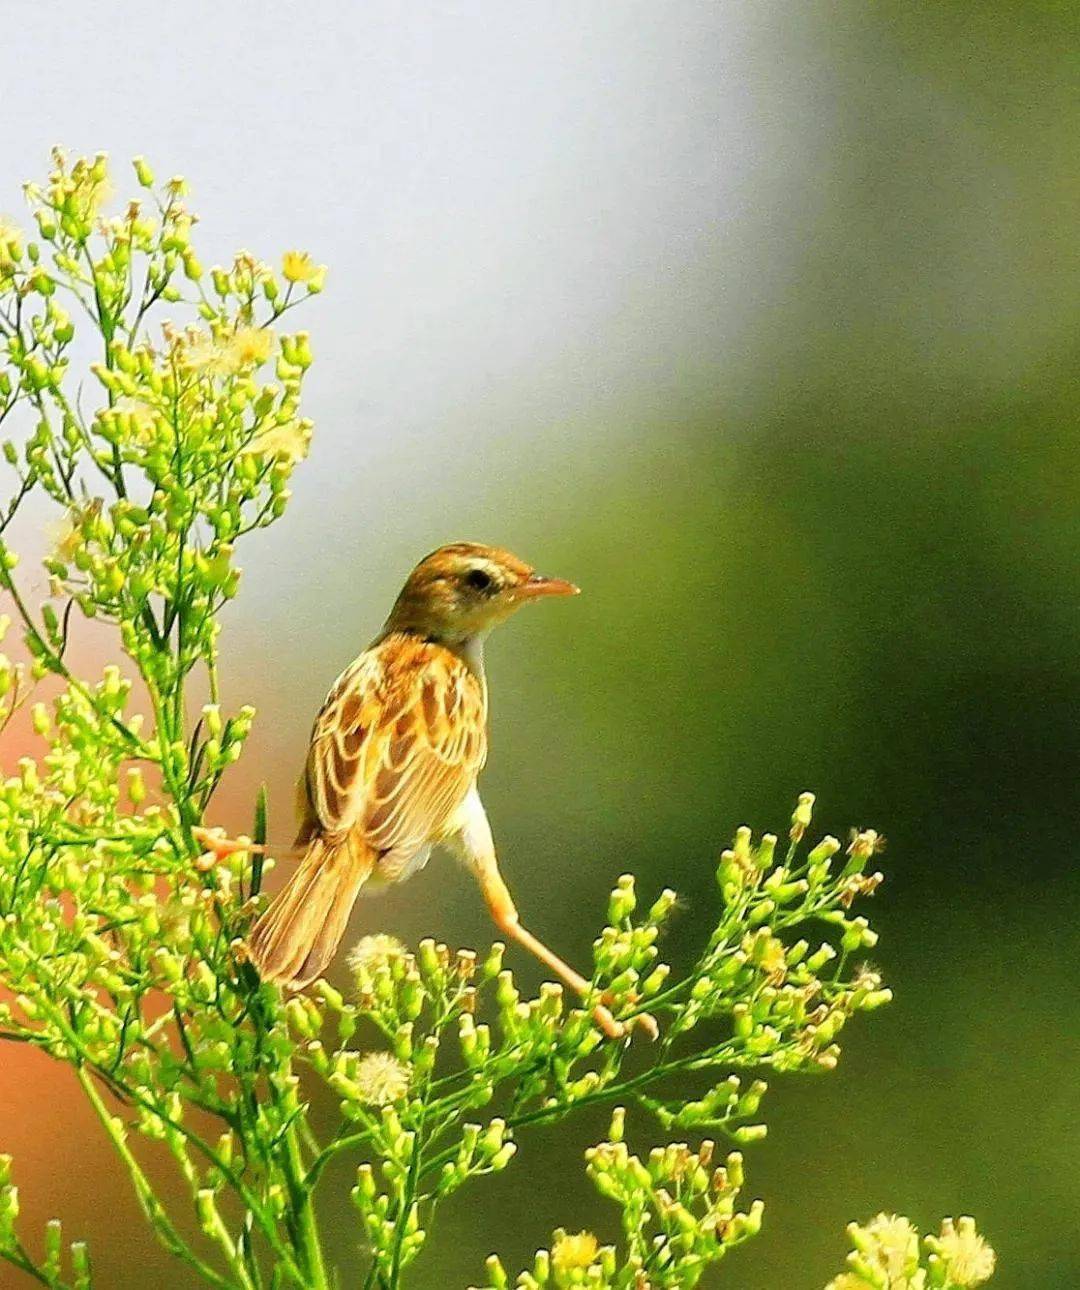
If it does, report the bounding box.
[180,331,231,375]
[59,154,114,220]
[282,250,317,284]
[758,933,787,978]
[848,828,886,861]
[0,215,22,275]
[228,326,274,368]
[243,420,311,464]
[354,1052,410,1106]
[46,512,82,564]
[551,1231,599,1273]
[824,1276,869,1290]
[932,1217,995,1287]
[0,215,22,251]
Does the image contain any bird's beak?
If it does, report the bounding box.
[516,573,580,600]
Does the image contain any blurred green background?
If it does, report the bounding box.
[2,2,1078,1286]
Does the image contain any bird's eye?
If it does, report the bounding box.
[464,567,493,592]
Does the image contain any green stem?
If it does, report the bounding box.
[0,1244,64,1289]
[282,1121,329,1290]
[75,1066,236,1290]
[388,1113,424,1288]
[416,1037,775,1188]
[35,990,302,1285]
[0,562,149,757]
[81,244,126,498]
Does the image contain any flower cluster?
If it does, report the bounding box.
[477,1108,761,1288]
[240,800,900,1287]
[0,151,991,1290]
[827,1212,995,1289]
[0,151,328,1289]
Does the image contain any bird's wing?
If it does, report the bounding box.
[303,634,487,855]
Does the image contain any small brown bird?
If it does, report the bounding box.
[211,541,643,1037]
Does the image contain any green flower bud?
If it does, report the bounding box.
[286,997,316,1039]
[608,1106,626,1142]
[608,874,636,923]
[102,562,125,597]
[648,887,677,923]
[313,979,344,1011]
[484,1255,509,1290]
[790,791,815,841]
[490,1142,517,1170]
[806,943,836,973]
[43,1217,63,1274]
[495,971,519,1015]
[755,832,777,871]
[807,835,841,864]
[785,938,809,966]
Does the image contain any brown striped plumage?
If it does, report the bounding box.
[248,635,490,987]
[246,543,576,992]
[226,543,651,1037]
[302,635,487,853]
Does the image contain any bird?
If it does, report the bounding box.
[198,542,649,1038]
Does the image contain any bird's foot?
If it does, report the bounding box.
[629,1009,660,1041]
[593,996,658,1041]
[192,826,266,872]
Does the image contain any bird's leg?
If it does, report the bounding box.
[475,855,656,1039]
[191,827,303,864]
[453,792,655,1040]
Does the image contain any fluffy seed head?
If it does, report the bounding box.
[347,933,407,982]
[848,1213,923,1288]
[931,1217,995,1287]
[354,1051,410,1106]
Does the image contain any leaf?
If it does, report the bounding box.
[251,783,268,898]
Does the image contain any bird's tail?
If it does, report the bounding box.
[248,834,373,990]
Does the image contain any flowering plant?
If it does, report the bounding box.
[0,153,992,1289]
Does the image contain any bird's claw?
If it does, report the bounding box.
[632,1010,660,1041]
[192,826,257,860]
[592,1000,658,1042]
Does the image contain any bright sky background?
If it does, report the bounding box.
[1,0,833,734]
[3,2,792,545]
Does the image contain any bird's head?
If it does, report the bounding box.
[385,542,579,644]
